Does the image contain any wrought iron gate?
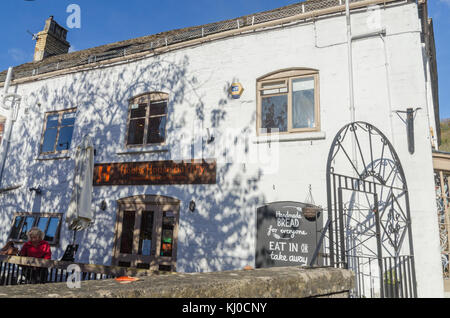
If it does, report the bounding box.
[326,122,417,298]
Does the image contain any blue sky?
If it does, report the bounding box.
[1,0,449,119]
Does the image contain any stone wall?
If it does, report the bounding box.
[0,266,354,298]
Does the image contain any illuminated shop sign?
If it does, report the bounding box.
[93,159,216,186]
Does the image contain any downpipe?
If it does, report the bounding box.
[0,67,21,187]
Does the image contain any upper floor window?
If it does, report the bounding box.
[40,108,76,154]
[126,92,168,146]
[257,68,320,135]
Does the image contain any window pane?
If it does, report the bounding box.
[120,211,135,254]
[160,211,175,257]
[56,126,74,151]
[41,128,58,153]
[61,112,76,126]
[292,77,315,129]
[19,216,36,240]
[10,216,24,239]
[130,104,147,118]
[261,95,288,133]
[149,101,167,116]
[44,217,59,242]
[261,87,288,95]
[46,114,59,128]
[127,119,145,145]
[37,217,49,233]
[147,116,166,144]
[262,80,286,89]
[138,211,154,256]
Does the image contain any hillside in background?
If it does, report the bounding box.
[441,119,450,152]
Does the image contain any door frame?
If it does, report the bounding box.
[112,195,180,271]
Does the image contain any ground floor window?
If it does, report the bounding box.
[112,195,179,271]
[9,212,62,245]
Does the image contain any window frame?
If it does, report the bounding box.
[256,68,320,136]
[8,212,63,246]
[39,108,77,155]
[125,92,169,148]
[112,195,180,272]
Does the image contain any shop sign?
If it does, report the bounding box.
[93,159,216,186]
[255,201,323,268]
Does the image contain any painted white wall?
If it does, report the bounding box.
[0,2,443,297]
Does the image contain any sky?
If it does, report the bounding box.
[0,0,449,119]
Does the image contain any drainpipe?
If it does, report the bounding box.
[345,0,359,186]
[0,67,20,187]
[346,0,355,124]
[2,67,13,98]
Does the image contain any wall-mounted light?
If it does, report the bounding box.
[100,200,107,211]
[206,128,215,144]
[189,200,196,213]
[29,186,42,195]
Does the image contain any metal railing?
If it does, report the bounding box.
[0,0,371,83]
[346,255,417,298]
[0,255,156,286]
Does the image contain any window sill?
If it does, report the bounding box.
[253,131,326,144]
[117,147,169,155]
[35,154,71,161]
[9,239,60,247]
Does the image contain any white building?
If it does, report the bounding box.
[0,0,443,297]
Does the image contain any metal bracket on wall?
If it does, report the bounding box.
[393,108,422,154]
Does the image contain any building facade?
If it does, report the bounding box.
[0,0,443,297]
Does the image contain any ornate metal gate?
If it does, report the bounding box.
[326,122,417,298]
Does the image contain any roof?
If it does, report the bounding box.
[0,0,404,84]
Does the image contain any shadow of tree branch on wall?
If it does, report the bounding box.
[0,53,268,273]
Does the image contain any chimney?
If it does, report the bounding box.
[34,16,70,62]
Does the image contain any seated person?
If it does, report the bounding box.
[19,227,51,284]
[19,227,51,259]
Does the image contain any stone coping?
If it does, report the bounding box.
[0,266,354,298]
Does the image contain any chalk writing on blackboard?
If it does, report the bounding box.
[256,201,323,268]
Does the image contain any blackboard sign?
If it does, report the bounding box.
[255,201,323,268]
